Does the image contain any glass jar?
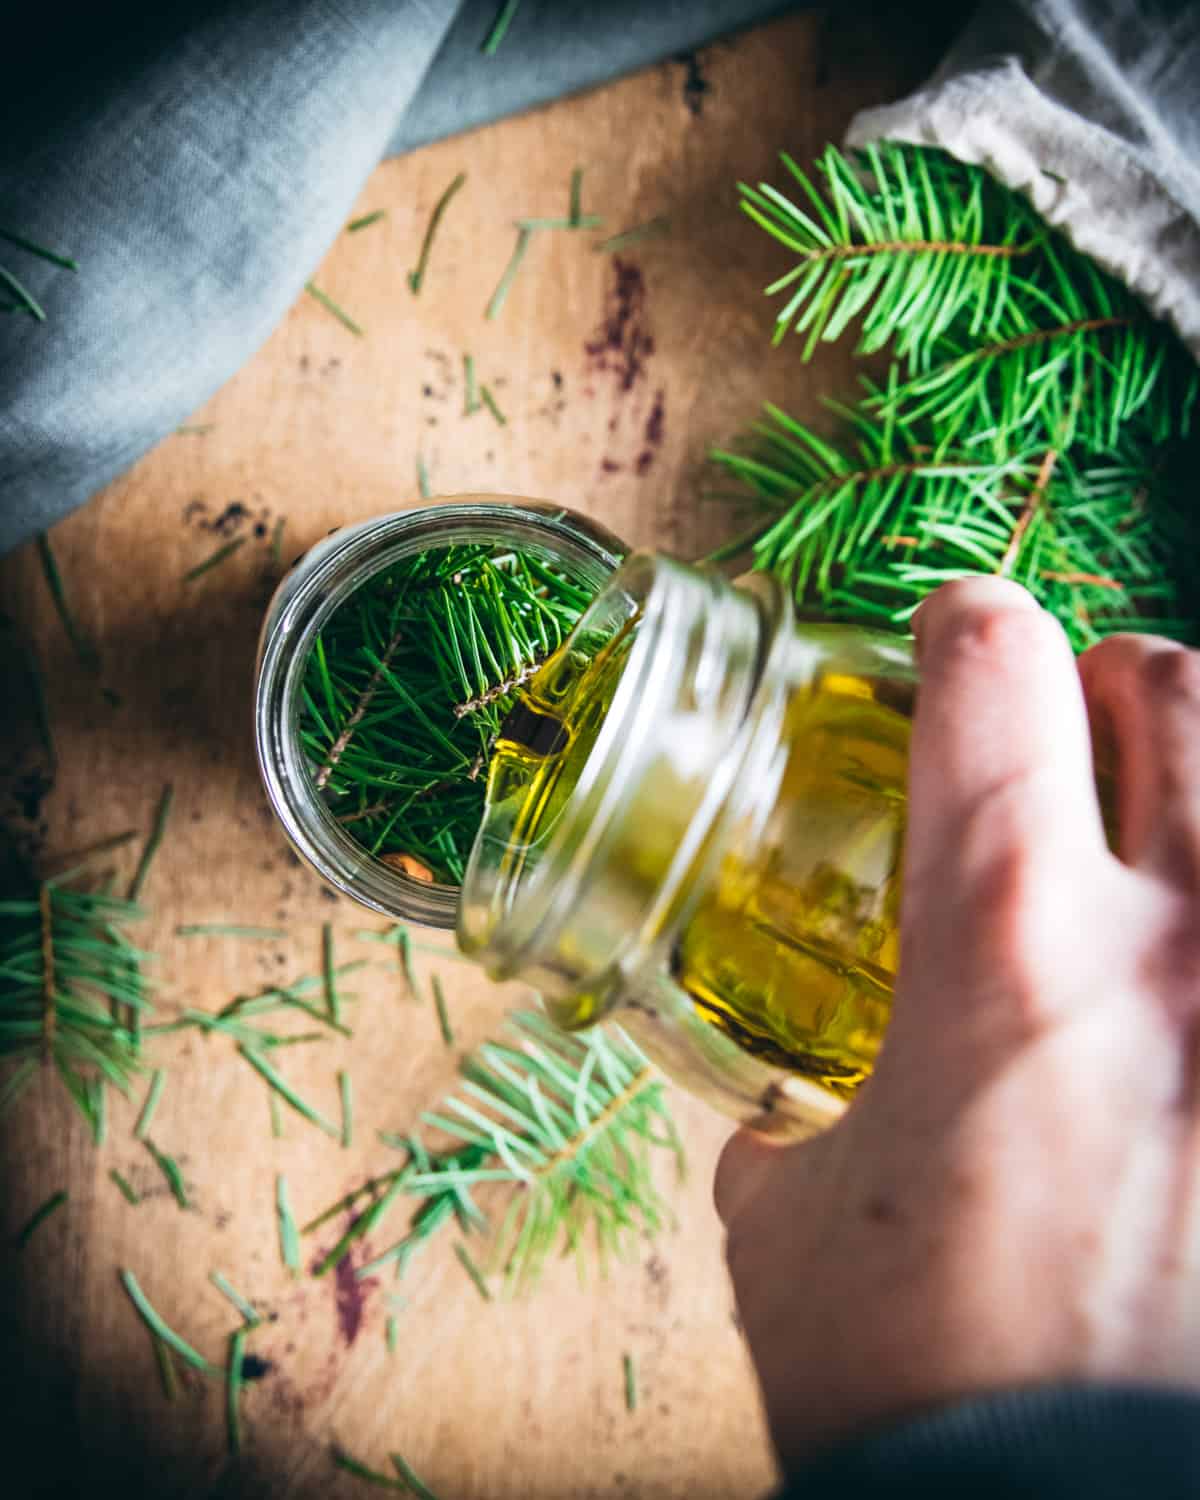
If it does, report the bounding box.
[254,498,625,928]
[459,551,919,1137]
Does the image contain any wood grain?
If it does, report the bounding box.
[0,13,956,1497]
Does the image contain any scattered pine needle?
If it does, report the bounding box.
[277,1174,301,1274]
[14,1189,67,1249]
[177,924,287,939]
[175,424,214,436]
[305,281,364,336]
[480,385,507,427]
[482,0,522,55]
[269,1090,284,1139]
[36,532,99,671]
[386,1315,400,1354]
[183,536,245,582]
[332,1449,407,1489]
[514,215,603,232]
[0,226,78,270]
[347,210,387,234]
[323,923,341,1024]
[238,1046,340,1138]
[594,216,671,254]
[624,1351,638,1412]
[432,976,454,1047]
[454,1242,492,1302]
[339,1070,353,1150]
[110,1169,141,1205]
[270,516,286,567]
[391,1452,441,1500]
[144,1139,189,1209]
[568,167,584,228]
[135,1068,166,1141]
[210,1271,261,1327]
[153,1334,179,1401]
[407,173,467,295]
[463,353,480,415]
[129,783,174,901]
[227,1326,247,1454]
[120,1269,225,1378]
[416,455,432,501]
[485,225,532,321]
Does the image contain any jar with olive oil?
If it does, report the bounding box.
[459,552,918,1138]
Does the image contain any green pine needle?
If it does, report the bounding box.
[135,1068,166,1140]
[129,784,174,902]
[408,173,467,295]
[144,1139,189,1209]
[332,1449,408,1489]
[0,226,78,271]
[36,533,100,671]
[110,1169,141,1205]
[277,1174,302,1274]
[391,1452,441,1500]
[454,1242,492,1302]
[14,1189,67,1248]
[227,1326,247,1454]
[239,1046,340,1138]
[210,1271,261,1327]
[481,0,521,55]
[339,1069,353,1149]
[485,226,532,320]
[305,281,364,336]
[480,385,507,427]
[120,1269,225,1379]
[183,537,245,582]
[347,210,387,234]
[432,976,454,1048]
[623,1351,638,1412]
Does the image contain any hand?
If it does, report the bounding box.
[715,577,1200,1472]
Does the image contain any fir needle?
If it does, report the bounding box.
[175,424,213,435]
[120,1269,226,1378]
[129,783,174,901]
[0,264,46,320]
[432,976,454,1047]
[454,1242,492,1302]
[416,455,432,500]
[36,532,99,670]
[0,1060,37,1119]
[391,1452,441,1500]
[0,226,78,270]
[271,517,286,567]
[339,1070,353,1149]
[481,0,521,55]
[398,926,421,1004]
[463,353,480,415]
[623,1351,638,1412]
[323,923,341,1024]
[183,536,246,582]
[407,172,467,295]
[347,210,387,234]
[227,1327,247,1455]
[135,1068,166,1140]
[210,1271,261,1327]
[22,639,55,767]
[269,1090,284,1139]
[153,1335,179,1401]
[568,167,583,228]
[480,385,507,427]
[594,216,671,253]
[14,1189,67,1249]
[332,1450,407,1489]
[176,924,287,939]
[238,1046,340,1138]
[485,225,532,321]
[144,1139,189,1209]
[305,281,364,336]
[385,1315,399,1354]
[110,1169,141,1205]
[277,1173,301,1274]
[513,215,603,232]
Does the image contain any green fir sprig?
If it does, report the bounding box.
[715,142,1200,647]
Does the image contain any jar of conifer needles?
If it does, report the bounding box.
[254,498,625,928]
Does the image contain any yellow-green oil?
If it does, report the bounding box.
[487,626,911,1103]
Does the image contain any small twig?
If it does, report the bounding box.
[305,281,363,336]
[336,803,390,827]
[453,659,539,717]
[408,173,467,295]
[316,625,405,790]
[1041,570,1123,591]
[998,448,1058,577]
[183,537,245,582]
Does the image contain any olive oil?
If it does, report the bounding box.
[488,620,912,1103]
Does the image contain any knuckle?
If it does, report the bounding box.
[1141,644,1200,705]
[933,603,1062,679]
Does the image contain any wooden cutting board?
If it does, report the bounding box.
[0,12,954,1497]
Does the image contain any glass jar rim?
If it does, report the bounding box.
[254,497,625,929]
